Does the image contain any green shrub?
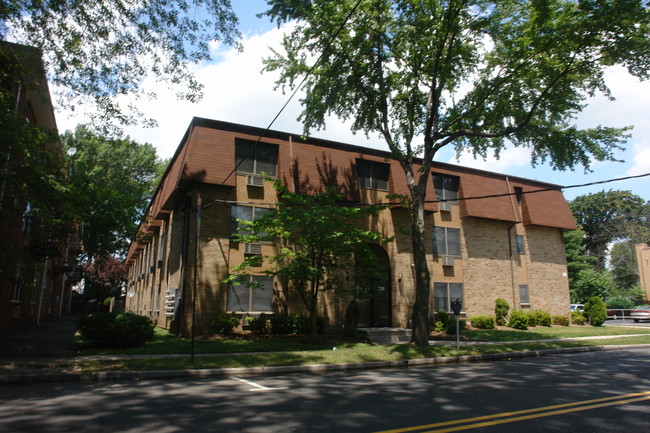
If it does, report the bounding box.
[571,311,587,325]
[269,314,292,334]
[446,319,466,334]
[586,296,607,326]
[495,298,510,326]
[77,312,154,348]
[508,309,528,330]
[210,314,239,335]
[531,310,552,327]
[435,310,450,328]
[470,315,496,329]
[433,321,445,332]
[291,314,311,335]
[247,314,270,334]
[552,315,570,326]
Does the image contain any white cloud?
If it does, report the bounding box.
[627,141,650,176]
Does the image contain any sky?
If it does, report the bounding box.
[55,0,650,203]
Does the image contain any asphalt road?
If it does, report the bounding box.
[2,348,650,433]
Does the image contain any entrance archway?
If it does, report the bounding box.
[356,244,391,327]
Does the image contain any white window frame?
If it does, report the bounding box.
[227,275,274,313]
[432,174,459,203]
[519,284,530,305]
[432,227,461,257]
[434,282,464,313]
[235,139,278,176]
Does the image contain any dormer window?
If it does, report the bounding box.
[235,139,278,176]
[357,159,389,190]
[432,174,459,204]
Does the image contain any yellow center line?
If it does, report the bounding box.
[374,391,650,433]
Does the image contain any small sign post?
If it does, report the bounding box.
[451,299,462,350]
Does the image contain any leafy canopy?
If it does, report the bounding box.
[1,0,240,130]
[264,0,647,169]
[61,126,166,258]
[570,190,648,268]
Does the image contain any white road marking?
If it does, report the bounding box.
[234,377,289,392]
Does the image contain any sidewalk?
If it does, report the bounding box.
[2,317,650,385]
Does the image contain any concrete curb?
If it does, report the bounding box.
[4,343,650,385]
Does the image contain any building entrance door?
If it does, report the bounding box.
[357,244,391,327]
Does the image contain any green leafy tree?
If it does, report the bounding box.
[1,0,239,130]
[226,179,389,336]
[61,126,166,258]
[262,0,649,345]
[610,240,640,290]
[570,190,648,268]
[571,268,614,304]
[0,44,71,250]
[564,227,596,288]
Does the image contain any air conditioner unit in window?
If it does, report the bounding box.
[244,243,262,255]
[439,201,452,212]
[246,174,264,187]
[442,256,455,267]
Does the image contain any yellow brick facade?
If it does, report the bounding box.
[125,119,575,335]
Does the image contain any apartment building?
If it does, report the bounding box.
[0,42,80,332]
[125,118,576,335]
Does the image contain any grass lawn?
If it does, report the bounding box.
[77,325,650,373]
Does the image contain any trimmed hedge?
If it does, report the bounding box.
[571,311,587,325]
[470,315,496,329]
[210,314,239,335]
[77,312,154,348]
[508,309,528,330]
[552,315,570,326]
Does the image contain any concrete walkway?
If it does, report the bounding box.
[2,317,650,385]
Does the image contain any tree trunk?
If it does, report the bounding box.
[410,199,431,346]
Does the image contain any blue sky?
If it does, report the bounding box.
[56,0,650,202]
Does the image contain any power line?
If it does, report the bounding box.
[200,171,650,209]
[425,171,650,204]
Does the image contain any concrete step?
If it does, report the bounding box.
[358,327,412,345]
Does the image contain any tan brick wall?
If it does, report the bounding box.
[126,120,575,334]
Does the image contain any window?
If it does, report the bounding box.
[434,282,463,313]
[227,275,274,312]
[432,227,461,257]
[356,159,390,190]
[235,139,278,176]
[230,206,271,238]
[519,285,529,304]
[516,235,525,254]
[11,265,24,302]
[432,174,459,203]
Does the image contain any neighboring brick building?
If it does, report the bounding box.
[0,42,80,332]
[124,118,577,335]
